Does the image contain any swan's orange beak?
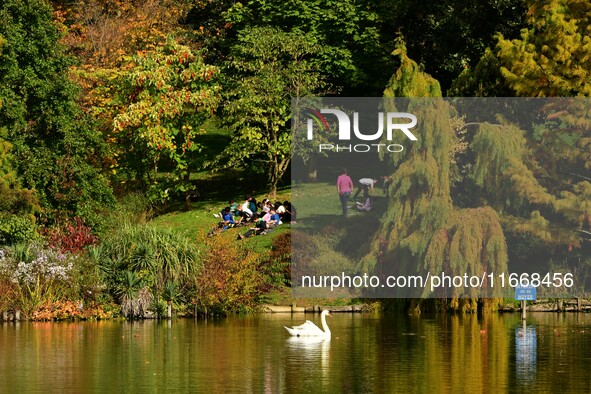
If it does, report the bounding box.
[328,313,333,318]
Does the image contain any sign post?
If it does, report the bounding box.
[516,286,536,320]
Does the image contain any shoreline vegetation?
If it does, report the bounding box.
[1,1,590,322]
[4,299,591,323]
[0,182,587,322]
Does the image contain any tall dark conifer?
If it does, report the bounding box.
[0,0,113,225]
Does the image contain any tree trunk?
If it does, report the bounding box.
[268,159,278,197]
[183,170,193,211]
[307,156,318,181]
[269,182,277,198]
[167,301,172,319]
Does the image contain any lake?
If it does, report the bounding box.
[1,312,591,393]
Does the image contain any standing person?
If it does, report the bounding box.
[336,168,354,217]
[353,178,378,199]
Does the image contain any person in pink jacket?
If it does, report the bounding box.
[336,168,354,217]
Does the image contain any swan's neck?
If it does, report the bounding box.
[321,313,331,336]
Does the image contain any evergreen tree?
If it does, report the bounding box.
[497,0,591,97]
[363,43,508,309]
[0,129,39,218]
[377,0,525,92]
[447,48,514,97]
[496,0,591,249]
[0,0,113,225]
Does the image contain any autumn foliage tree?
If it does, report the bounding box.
[104,38,220,203]
[58,0,188,67]
[495,0,591,252]
[363,39,591,311]
[193,236,264,315]
[497,0,591,97]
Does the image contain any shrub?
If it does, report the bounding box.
[43,217,98,254]
[99,193,153,233]
[0,214,37,245]
[29,299,112,321]
[0,241,105,319]
[0,242,74,288]
[96,223,200,314]
[261,232,291,290]
[0,278,17,312]
[193,236,264,315]
[290,229,355,286]
[149,298,168,319]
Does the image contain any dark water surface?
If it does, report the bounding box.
[1,312,591,393]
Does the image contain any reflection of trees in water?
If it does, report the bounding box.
[6,315,591,392]
[413,314,511,392]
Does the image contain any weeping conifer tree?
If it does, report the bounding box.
[495,0,591,239]
[362,41,508,312]
[469,118,590,250]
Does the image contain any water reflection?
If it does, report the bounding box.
[515,322,537,386]
[285,336,331,370]
[286,335,331,352]
[2,313,591,393]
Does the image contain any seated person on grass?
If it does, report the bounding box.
[208,207,239,236]
[229,199,240,216]
[275,201,285,217]
[238,213,267,239]
[264,208,282,228]
[236,198,253,223]
[214,199,240,218]
[355,191,372,212]
[222,207,237,226]
[247,195,258,214]
[281,201,296,223]
[259,198,270,213]
[238,207,283,239]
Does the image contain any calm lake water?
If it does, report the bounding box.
[1,312,591,393]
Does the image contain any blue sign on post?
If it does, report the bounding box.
[516,286,536,301]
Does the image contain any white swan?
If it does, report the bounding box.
[284,310,332,337]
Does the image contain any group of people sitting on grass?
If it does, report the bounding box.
[208,195,297,239]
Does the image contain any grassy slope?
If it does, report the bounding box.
[151,179,386,307]
[149,121,381,307]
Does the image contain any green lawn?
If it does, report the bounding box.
[149,180,386,307]
[150,188,292,253]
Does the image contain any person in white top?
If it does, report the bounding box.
[237,199,253,222]
[260,199,270,213]
[353,178,378,199]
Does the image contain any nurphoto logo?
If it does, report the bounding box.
[304,107,418,153]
